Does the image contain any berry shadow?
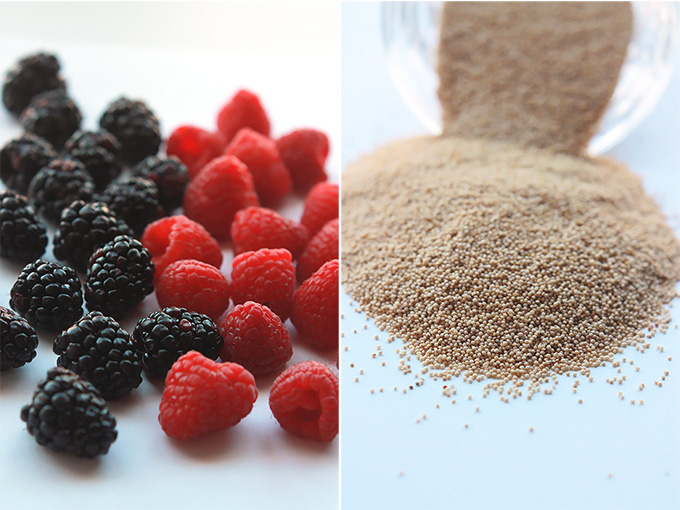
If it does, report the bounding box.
[42,447,104,477]
[0,367,27,392]
[106,387,146,415]
[280,431,336,454]
[167,430,235,462]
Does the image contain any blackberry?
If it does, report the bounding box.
[0,306,39,371]
[27,158,95,222]
[0,133,57,194]
[101,177,162,235]
[0,189,47,262]
[53,200,133,272]
[10,259,83,331]
[132,307,223,377]
[20,367,117,458]
[20,90,82,148]
[2,52,66,117]
[133,155,189,213]
[85,235,154,318]
[53,311,143,400]
[99,97,161,164]
[65,130,122,191]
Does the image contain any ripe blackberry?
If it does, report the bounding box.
[132,307,223,378]
[0,133,57,194]
[132,155,189,213]
[85,235,154,318]
[0,189,47,262]
[53,200,133,272]
[10,259,83,331]
[0,306,39,371]
[53,311,143,400]
[65,130,122,191]
[20,367,117,458]
[27,158,95,222]
[99,97,161,164]
[2,52,65,117]
[101,177,162,235]
[20,90,82,148]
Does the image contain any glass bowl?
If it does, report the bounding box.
[383,1,678,156]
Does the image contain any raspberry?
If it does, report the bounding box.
[219,302,292,375]
[268,360,338,442]
[291,259,339,350]
[231,207,309,259]
[142,215,222,279]
[183,155,258,240]
[300,182,339,236]
[216,89,271,146]
[133,307,223,378]
[158,351,257,439]
[156,259,230,322]
[133,155,190,213]
[166,125,224,179]
[231,248,295,322]
[225,128,291,206]
[297,219,339,283]
[276,129,329,194]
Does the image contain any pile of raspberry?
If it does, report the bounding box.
[1,51,340,460]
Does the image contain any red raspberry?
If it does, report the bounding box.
[231,248,295,322]
[300,182,339,236]
[276,129,329,194]
[159,351,257,439]
[225,128,291,206]
[219,302,292,375]
[269,360,338,442]
[156,259,231,322]
[291,259,339,350]
[183,155,259,240]
[216,89,271,146]
[166,125,224,179]
[231,207,309,259]
[142,215,222,280]
[297,219,339,283]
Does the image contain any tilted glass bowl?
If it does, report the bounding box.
[383,1,678,155]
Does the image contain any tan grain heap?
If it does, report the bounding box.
[437,2,632,156]
[342,136,680,384]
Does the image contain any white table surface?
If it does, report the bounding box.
[341,3,680,510]
[0,3,340,510]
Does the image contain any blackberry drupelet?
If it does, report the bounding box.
[133,307,223,377]
[133,155,189,213]
[53,200,133,272]
[0,189,47,262]
[53,311,143,400]
[20,367,117,458]
[20,90,82,148]
[27,158,95,222]
[65,130,122,191]
[2,52,65,117]
[0,306,38,371]
[10,259,83,330]
[99,97,161,164]
[0,133,57,194]
[85,235,154,318]
[101,177,162,235]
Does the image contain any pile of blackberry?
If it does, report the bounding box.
[65,129,122,191]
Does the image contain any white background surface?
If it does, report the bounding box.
[341,3,680,510]
[0,3,340,510]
